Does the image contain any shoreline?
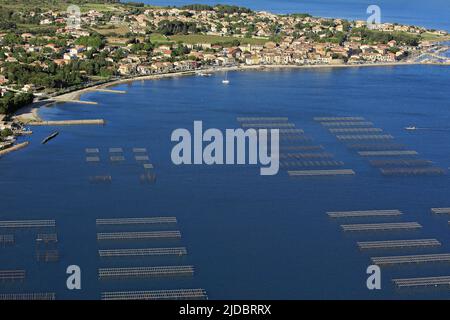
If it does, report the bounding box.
[13,61,446,122]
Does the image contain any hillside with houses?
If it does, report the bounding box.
[0,0,448,145]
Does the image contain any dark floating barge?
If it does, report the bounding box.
[41,131,59,144]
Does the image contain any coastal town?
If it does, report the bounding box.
[0,0,449,152]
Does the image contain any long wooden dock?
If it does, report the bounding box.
[97,231,181,241]
[0,142,29,157]
[0,293,55,300]
[278,129,304,134]
[321,121,373,127]
[369,159,432,167]
[280,152,334,159]
[252,128,305,135]
[237,117,288,122]
[0,234,14,245]
[329,128,383,133]
[372,253,450,266]
[380,167,445,176]
[281,160,344,168]
[98,266,194,279]
[314,117,365,121]
[357,239,441,250]
[0,270,25,281]
[279,135,312,142]
[280,145,324,151]
[0,220,55,228]
[431,208,450,214]
[96,217,177,226]
[241,123,295,128]
[337,134,394,141]
[393,276,450,288]
[101,289,207,300]
[358,150,418,156]
[341,222,422,232]
[347,143,406,151]
[99,247,187,257]
[28,119,105,126]
[288,169,355,177]
[327,209,402,218]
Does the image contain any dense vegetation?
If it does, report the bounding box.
[157,20,202,35]
[74,35,106,49]
[214,5,252,14]
[289,13,312,18]
[352,28,420,46]
[0,30,114,90]
[0,92,34,115]
[180,4,213,11]
[180,4,252,14]
[0,0,118,6]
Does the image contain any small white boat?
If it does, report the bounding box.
[197,72,211,77]
[222,71,230,84]
[405,126,417,131]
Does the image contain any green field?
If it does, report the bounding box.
[421,32,450,42]
[149,33,174,45]
[93,24,130,36]
[0,0,145,12]
[169,34,269,45]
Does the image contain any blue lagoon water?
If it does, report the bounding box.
[133,0,450,31]
[1,65,450,299]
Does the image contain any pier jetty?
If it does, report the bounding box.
[327,209,402,218]
[358,150,418,156]
[90,88,126,94]
[97,231,181,241]
[341,222,422,232]
[99,247,187,257]
[28,119,105,126]
[288,169,355,177]
[358,239,441,250]
[380,167,445,176]
[0,219,55,228]
[101,289,207,300]
[96,217,177,226]
[0,142,29,157]
[372,253,450,266]
[314,117,366,121]
[431,208,450,214]
[47,98,97,105]
[0,293,55,300]
[98,266,194,279]
[393,276,450,288]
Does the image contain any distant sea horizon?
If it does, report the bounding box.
[123,0,450,31]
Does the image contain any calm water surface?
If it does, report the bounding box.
[1,65,450,299]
